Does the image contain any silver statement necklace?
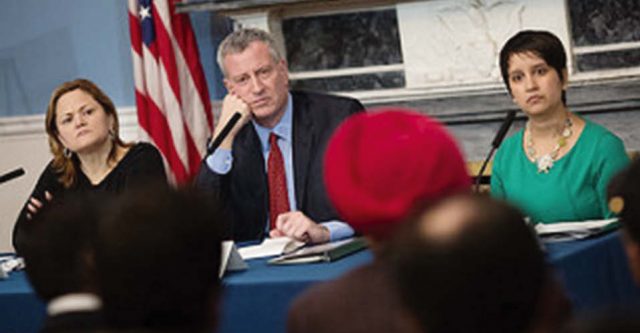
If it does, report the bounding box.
[525,117,573,173]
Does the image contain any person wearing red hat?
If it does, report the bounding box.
[287,108,471,333]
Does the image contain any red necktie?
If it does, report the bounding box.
[268,133,290,230]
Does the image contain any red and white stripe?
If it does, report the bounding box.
[128,0,213,184]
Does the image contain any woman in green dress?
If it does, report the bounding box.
[490,30,629,224]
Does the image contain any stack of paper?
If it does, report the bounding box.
[238,237,306,260]
[535,218,619,242]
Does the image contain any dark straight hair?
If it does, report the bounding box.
[499,30,568,105]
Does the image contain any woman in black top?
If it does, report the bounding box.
[13,78,167,253]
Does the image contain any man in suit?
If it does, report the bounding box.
[196,28,364,243]
[20,193,104,333]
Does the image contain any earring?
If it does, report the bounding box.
[63,147,72,158]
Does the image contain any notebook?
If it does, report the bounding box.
[268,237,367,265]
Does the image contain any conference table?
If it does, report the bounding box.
[545,231,640,310]
[1,231,640,333]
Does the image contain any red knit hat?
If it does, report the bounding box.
[324,108,471,240]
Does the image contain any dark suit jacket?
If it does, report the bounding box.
[287,262,422,333]
[195,91,364,242]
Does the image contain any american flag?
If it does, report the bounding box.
[128,0,213,184]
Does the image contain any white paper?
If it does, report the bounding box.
[0,257,24,279]
[535,218,618,242]
[238,237,305,260]
[535,218,617,234]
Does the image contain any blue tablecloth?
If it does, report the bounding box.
[0,269,45,333]
[219,250,373,333]
[0,249,373,333]
[545,231,640,311]
[1,232,640,333]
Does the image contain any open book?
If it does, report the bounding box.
[535,218,619,242]
[268,237,367,265]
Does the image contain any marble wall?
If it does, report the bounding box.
[291,71,405,92]
[569,0,640,46]
[282,9,404,92]
[569,0,640,71]
[396,0,572,90]
[577,49,640,72]
[218,0,640,160]
[283,9,403,71]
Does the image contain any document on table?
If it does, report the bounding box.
[535,218,619,242]
[268,237,367,265]
[0,256,24,279]
[238,237,306,260]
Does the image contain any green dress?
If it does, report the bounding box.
[491,119,629,224]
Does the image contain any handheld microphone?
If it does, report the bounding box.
[207,112,242,156]
[0,168,25,185]
[475,110,516,191]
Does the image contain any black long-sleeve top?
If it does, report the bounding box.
[13,142,167,254]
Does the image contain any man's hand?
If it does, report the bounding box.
[212,93,252,149]
[269,211,330,244]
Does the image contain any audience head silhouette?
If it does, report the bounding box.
[20,193,106,332]
[21,193,101,302]
[95,186,224,332]
[389,194,554,333]
[324,108,470,241]
[608,158,640,285]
